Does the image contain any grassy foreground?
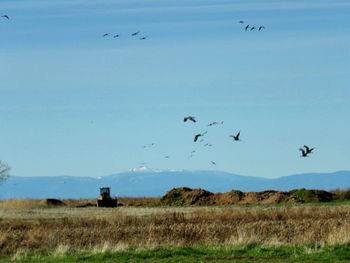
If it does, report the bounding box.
[1,203,350,262]
[1,245,350,262]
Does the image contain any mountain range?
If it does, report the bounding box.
[0,168,349,199]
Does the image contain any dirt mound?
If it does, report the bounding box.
[160,187,334,206]
[289,189,334,202]
[211,190,244,205]
[160,187,213,206]
[39,198,66,207]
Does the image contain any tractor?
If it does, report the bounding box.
[97,187,118,207]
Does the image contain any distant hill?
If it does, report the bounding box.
[0,169,349,199]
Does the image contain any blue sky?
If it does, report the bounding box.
[0,0,349,178]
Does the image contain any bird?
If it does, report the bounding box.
[208,121,224,126]
[142,143,155,148]
[245,24,250,31]
[113,34,120,38]
[194,131,207,142]
[211,161,216,165]
[299,148,308,157]
[204,143,212,147]
[250,26,255,31]
[164,156,170,159]
[184,116,196,123]
[131,31,140,36]
[1,15,9,20]
[229,131,241,141]
[303,145,315,155]
[139,36,147,40]
[258,26,265,31]
[103,33,110,37]
[239,20,244,23]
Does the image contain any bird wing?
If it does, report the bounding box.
[303,145,310,152]
[194,135,200,142]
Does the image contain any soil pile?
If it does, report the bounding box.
[160,187,213,206]
[160,187,335,206]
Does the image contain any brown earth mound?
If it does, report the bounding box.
[39,198,66,207]
[160,187,335,206]
[160,187,213,206]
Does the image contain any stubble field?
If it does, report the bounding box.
[0,200,350,262]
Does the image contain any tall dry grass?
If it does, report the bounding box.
[0,205,350,255]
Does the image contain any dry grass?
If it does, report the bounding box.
[0,197,160,209]
[0,205,350,255]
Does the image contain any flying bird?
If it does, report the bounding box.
[208,121,224,126]
[299,148,308,157]
[303,145,315,154]
[103,33,110,37]
[1,15,9,20]
[131,31,140,36]
[250,26,255,31]
[211,161,216,165]
[194,131,207,142]
[139,36,147,40]
[184,116,196,123]
[229,131,241,141]
[204,143,212,147]
[113,34,120,38]
[164,156,170,159]
[239,20,244,23]
[258,26,265,31]
[245,24,250,31]
[142,143,155,148]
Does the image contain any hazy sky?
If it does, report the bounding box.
[0,0,349,178]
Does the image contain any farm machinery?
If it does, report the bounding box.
[97,187,118,207]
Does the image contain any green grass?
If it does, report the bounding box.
[2,245,350,263]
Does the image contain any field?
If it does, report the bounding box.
[0,199,350,262]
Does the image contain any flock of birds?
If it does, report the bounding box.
[1,14,317,168]
[140,115,315,168]
[184,115,315,162]
[185,115,241,144]
[239,20,265,31]
[102,31,148,40]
